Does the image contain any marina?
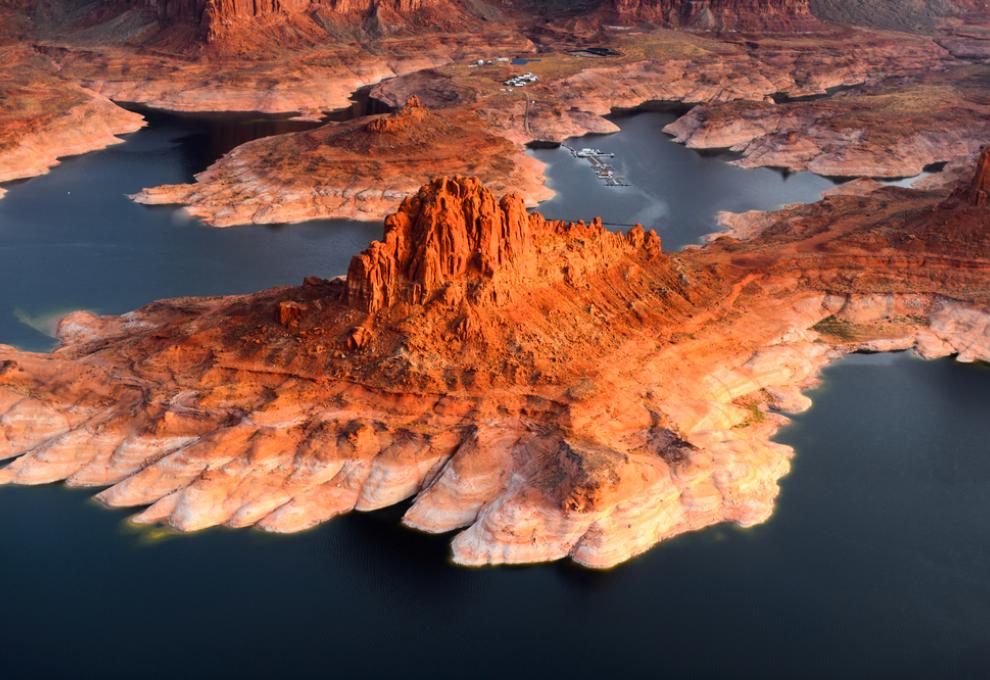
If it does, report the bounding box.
[561,143,629,186]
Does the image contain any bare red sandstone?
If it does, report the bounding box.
[0,162,988,567]
[609,0,823,31]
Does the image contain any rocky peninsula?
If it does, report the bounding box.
[1,0,989,569]
[2,152,988,567]
[131,96,552,224]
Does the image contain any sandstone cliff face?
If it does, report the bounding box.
[346,177,537,312]
[129,0,464,43]
[610,0,823,32]
[346,176,661,318]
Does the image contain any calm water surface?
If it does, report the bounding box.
[531,111,836,249]
[0,110,988,679]
[0,107,379,352]
[1,354,988,679]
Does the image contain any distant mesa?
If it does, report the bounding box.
[607,0,825,32]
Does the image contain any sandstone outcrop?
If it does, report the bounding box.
[6,0,978,206]
[130,99,552,223]
[124,22,963,226]
[37,0,485,49]
[663,67,990,177]
[0,46,146,192]
[2,160,989,568]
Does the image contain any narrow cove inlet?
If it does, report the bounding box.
[2,4,990,675]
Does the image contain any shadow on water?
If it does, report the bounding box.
[117,103,328,173]
[322,84,395,122]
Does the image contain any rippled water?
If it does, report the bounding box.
[1,109,988,680]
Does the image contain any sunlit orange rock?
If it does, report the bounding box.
[609,0,824,32]
[2,163,989,567]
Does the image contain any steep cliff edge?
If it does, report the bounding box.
[37,0,493,49]
[607,0,825,32]
[2,161,989,568]
[345,176,540,313]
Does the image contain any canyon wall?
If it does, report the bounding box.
[101,0,458,43]
[609,0,823,32]
[810,0,990,32]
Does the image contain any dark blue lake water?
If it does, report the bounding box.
[0,107,379,352]
[0,108,987,680]
[530,111,836,250]
[1,353,987,679]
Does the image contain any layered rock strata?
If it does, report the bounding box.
[2,162,988,568]
[37,0,481,48]
[609,0,824,32]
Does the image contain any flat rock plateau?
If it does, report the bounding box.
[1,0,989,567]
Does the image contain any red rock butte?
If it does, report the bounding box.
[128,0,478,45]
[346,176,661,314]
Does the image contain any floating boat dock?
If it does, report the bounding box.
[561,144,629,187]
